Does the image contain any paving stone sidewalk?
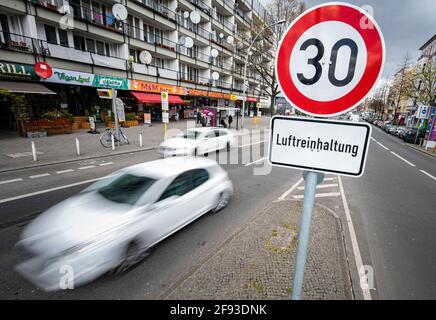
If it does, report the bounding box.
[160,200,353,300]
[0,116,271,172]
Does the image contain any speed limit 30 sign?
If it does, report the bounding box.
[276,2,385,116]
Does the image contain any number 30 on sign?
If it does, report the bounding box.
[276,2,385,117]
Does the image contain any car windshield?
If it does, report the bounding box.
[97,173,156,205]
[178,130,201,140]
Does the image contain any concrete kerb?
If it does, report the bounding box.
[157,199,353,300]
[0,146,157,174]
[404,143,436,159]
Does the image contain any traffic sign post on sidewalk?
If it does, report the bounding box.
[161,91,169,140]
[272,2,385,300]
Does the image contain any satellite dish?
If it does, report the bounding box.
[112,4,128,21]
[178,36,186,45]
[184,37,194,48]
[139,50,152,65]
[211,71,220,81]
[210,48,219,58]
[183,11,190,19]
[219,32,224,39]
[226,36,234,44]
[190,11,201,24]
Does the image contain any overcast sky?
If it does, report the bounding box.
[261,0,436,81]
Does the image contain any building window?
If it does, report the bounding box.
[58,29,68,47]
[86,38,95,53]
[44,25,57,44]
[96,40,105,55]
[73,34,85,51]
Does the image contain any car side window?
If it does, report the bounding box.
[218,130,227,136]
[158,172,194,201]
[192,169,209,188]
[206,131,216,139]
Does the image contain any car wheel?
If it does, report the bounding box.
[112,242,153,275]
[211,191,231,213]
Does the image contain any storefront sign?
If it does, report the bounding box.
[34,62,53,79]
[230,95,238,101]
[131,80,186,95]
[0,61,39,80]
[46,68,94,86]
[93,75,129,90]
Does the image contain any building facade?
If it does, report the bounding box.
[0,0,270,132]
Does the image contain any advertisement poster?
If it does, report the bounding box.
[116,98,126,122]
[93,75,129,90]
[144,113,151,125]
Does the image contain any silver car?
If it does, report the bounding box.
[15,157,233,291]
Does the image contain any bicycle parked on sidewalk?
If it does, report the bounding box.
[99,127,129,148]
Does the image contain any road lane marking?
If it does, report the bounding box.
[56,169,74,174]
[338,175,372,300]
[324,177,336,181]
[370,137,376,141]
[78,165,96,170]
[245,157,267,166]
[376,141,389,150]
[0,176,112,204]
[420,170,436,181]
[0,178,23,185]
[240,140,267,148]
[297,183,339,190]
[29,173,50,179]
[278,178,304,200]
[390,152,416,167]
[99,162,114,166]
[292,192,340,199]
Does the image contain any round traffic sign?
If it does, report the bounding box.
[34,62,53,79]
[276,2,385,117]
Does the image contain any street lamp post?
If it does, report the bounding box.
[241,19,286,129]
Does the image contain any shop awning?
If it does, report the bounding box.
[131,92,184,104]
[0,81,56,94]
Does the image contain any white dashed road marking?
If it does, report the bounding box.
[78,165,96,170]
[0,178,23,185]
[277,178,304,201]
[245,157,267,166]
[29,173,50,179]
[390,151,416,167]
[292,192,340,199]
[99,162,114,166]
[376,141,389,150]
[420,170,436,181]
[56,169,74,174]
[297,183,339,190]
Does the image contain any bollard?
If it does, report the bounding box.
[31,140,37,161]
[75,137,80,155]
[111,133,115,151]
[139,133,143,147]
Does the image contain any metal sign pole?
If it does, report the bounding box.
[112,89,120,146]
[291,170,324,300]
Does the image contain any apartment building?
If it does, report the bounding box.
[0,0,270,130]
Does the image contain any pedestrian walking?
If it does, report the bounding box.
[228,115,233,128]
[196,109,201,124]
[220,117,227,128]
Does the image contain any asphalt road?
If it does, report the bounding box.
[0,134,302,299]
[0,123,435,300]
[341,123,436,299]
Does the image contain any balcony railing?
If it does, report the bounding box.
[179,73,211,86]
[187,0,210,13]
[138,0,177,21]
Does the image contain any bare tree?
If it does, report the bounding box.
[387,53,413,123]
[407,50,436,108]
[242,0,306,115]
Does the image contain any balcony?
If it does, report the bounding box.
[187,0,210,13]
[137,0,177,21]
[179,73,211,86]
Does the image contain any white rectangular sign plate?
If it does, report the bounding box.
[162,112,169,124]
[268,116,372,177]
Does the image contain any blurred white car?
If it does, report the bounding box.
[159,127,236,157]
[15,157,233,291]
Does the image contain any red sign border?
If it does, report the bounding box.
[276,2,385,117]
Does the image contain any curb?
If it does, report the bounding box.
[404,143,436,159]
[0,146,157,174]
